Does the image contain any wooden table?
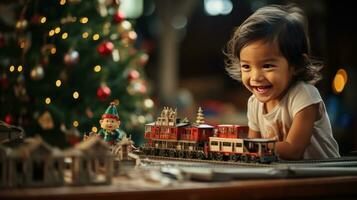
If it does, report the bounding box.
[1,176,357,200]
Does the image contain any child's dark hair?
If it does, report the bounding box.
[225,4,323,85]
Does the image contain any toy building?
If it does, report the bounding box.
[64,137,113,186]
[6,136,64,187]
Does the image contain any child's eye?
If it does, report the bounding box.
[241,64,250,71]
[263,64,274,69]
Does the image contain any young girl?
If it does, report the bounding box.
[225,4,340,160]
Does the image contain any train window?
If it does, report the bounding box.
[210,141,218,146]
[222,142,231,146]
[235,143,242,147]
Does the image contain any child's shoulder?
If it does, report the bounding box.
[290,81,320,97]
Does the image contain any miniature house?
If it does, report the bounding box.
[112,135,134,161]
[0,121,24,145]
[64,137,113,186]
[7,136,64,187]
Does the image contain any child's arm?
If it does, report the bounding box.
[275,103,319,160]
[247,129,261,138]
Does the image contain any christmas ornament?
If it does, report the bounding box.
[38,111,54,130]
[137,53,149,67]
[86,107,94,118]
[127,69,140,81]
[18,37,31,52]
[117,20,132,33]
[97,84,111,101]
[4,114,13,124]
[113,11,125,23]
[30,65,45,80]
[121,30,137,44]
[64,49,79,66]
[97,41,114,56]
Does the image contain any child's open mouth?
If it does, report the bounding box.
[253,85,272,94]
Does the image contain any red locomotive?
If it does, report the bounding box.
[142,107,277,163]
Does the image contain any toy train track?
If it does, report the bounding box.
[139,154,276,168]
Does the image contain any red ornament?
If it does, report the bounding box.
[113,11,125,23]
[4,114,13,124]
[128,69,140,81]
[97,85,111,101]
[97,41,114,56]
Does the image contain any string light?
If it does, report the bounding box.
[61,32,68,39]
[17,65,23,72]
[92,34,100,40]
[93,65,101,72]
[49,29,55,37]
[45,97,51,104]
[55,80,62,87]
[80,17,88,24]
[82,32,89,39]
[73,91,79,99]
[9,65,15,72]
[73,120,79,127]
[54,27,61,34]
[91,127,98,132]
[40,17,47,24]
[59,0,66,5]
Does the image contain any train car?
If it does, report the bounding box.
[142,107,277,163]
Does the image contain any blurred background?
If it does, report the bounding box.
[1,0,356,155]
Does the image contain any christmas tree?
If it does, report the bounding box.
[0,0,154,147]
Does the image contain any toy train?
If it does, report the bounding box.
[141,107,277,163]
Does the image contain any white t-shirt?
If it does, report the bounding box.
[247,81,340,159]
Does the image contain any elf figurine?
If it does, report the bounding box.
[98,102,126,145]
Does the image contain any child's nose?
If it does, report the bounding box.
[251,69,264,81]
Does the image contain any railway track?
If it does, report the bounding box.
[139,154,357,169]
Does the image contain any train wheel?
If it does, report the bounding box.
[169,150,176,157]
[150,148,157,156]
[197,152,206,160]
[215,153,224,161]
[250,156,258,163]
[178,151,185,158]
[229,154,238,161]
[241,155,249,163]
[159,149,166,157]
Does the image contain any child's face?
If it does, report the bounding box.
[100,118,120,131]
[239,40,295,107]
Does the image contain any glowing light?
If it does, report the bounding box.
[138,115,146,123]
[60,0,66,5]
[82,32,89,39]
[49,29,55,36]
[80,17,88,24]
[73,91,79,99]
[204,0,233,16]
[40,17,47,24]
[94,65,101,72]
[45,97,51,104]
[92,127,98,132]
[50,47,57,54]
[55,80,62,87]
[9,65,15,72]
[54,27,61,34]
[332,68,348,94]
[17,65,23,72]
[92,34,100,40]
[73,120,79,127]
[62,32,68,39]
[144,98,154,108]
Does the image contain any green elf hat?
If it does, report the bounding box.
[102,102,119,120]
